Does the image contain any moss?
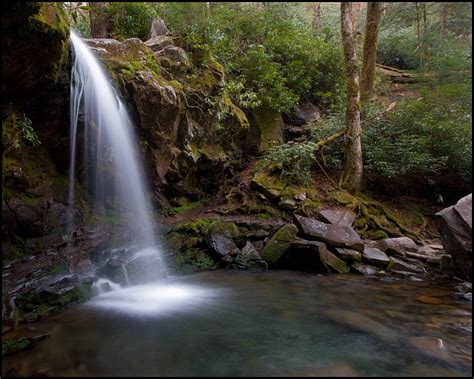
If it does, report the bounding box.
[260,224,298,263]
[174,218,214,236]
[173,248,217,273]
[251,171,287,200]
[2,337,31,357]
[167,200,203,215]
[16,280,93,323]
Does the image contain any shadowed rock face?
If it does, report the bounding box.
[436,193,472,280]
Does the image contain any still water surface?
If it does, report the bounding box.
[3,271,472,377]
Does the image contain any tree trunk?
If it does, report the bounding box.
[439,3,449,38]
[360,2,382,101]
[311,2,322,33]
[89,2,109,38]
[352,2,362,33]
[415,2,421,43]
[339,2,363,194]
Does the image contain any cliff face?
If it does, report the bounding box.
[84,36,252,206]
[2,3,279,254]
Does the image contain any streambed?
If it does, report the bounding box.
[2,271,472,377]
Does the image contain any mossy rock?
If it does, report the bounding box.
[2,337,31,357]
[261,223,298,263]
[16,278,93,323]
[251,171,287,200]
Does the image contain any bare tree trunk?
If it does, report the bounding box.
[360,2,382,101]
[89,2,109,38]
[311,2,322,32]
[415,2,421,43]
[339,2,363,194]
[439,2,449,38]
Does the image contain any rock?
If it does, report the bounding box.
[409,337,453,363]
[416,246,440,255]
[241,241,262,261]
[144,35,174,53]
[318,209,356,227]
[324,309,399,343]
[278,198,297,210]
[375,236,418,257]
[318,245,350,274]
[352,263,380,275]
[247,106,285,152]
[290,100,321,125]
[204,220,240,257]
[362,246,391,268]
[294,215,364,251]
[251,172,287,200]
[416,295,443,305]
[435,194,472,280]
[163,46,191,68]
[150,18,169,37]
[389,257,424,273]
[335,248,362,261]
[260,224,298,263]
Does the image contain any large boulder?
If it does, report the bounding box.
[435,194,472,280]
[261,224,298,263]
[294,215,364,251]
[318,208,356,227]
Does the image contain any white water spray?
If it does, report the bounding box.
[68,31,167,281]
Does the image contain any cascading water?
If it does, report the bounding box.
[68,30,167,286]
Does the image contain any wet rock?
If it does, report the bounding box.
[389,257,424,273]
[435,193,472,280]
[351,263,380,276]
[324,309,399,343]
[260,224,298,263]
[362,247,391,268]
[15,277,93,322]
[2,327,51,356]
[318,209,356,227]
[335,248,362,261]
[205,220,240,257]
[416,245,441,255]
[409,336,453,363]
[294,215,364,251]
[416,295,443,305]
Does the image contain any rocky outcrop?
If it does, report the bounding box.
[436,194,472,280]
[85,36,250,205]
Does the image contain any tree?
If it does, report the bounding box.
[89,2,109,38]
[360,2,382,101]
[339,2,363,193]
[310,2,322,33]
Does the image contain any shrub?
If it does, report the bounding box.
[107,2,157,41]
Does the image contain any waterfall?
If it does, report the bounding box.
[68,30,167,283]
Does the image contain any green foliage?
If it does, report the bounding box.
[161,2,344,112]
[2,338,31,356]
[378,28,420,69]
[2,111,40,154]
[363,83,472,184]
[107,2,158,41]
[175,248,216,272]
[257,141,316,185]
